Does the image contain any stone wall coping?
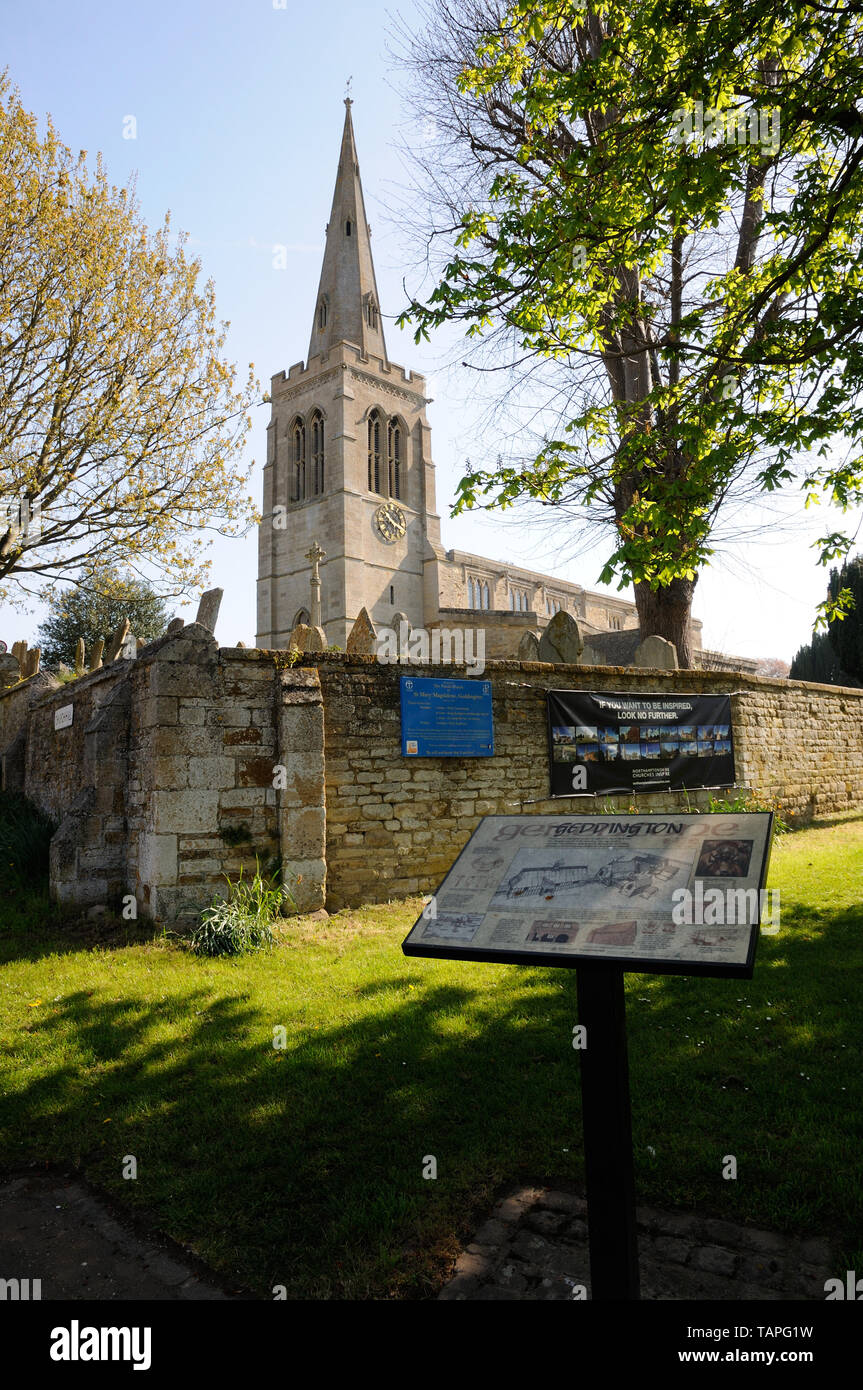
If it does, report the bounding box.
[253,649,863,696]
[0,670,62,702]
[219,647,280,663]
[14,660,131,710]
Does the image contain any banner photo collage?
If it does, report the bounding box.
[548,690,735,796]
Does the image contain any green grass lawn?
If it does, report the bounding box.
[1,814,861,1298]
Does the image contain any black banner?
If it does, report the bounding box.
[548,689,735,796]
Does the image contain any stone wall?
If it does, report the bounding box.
[315,656,863,909]
[3,638,862,921]
[2,628,319,918]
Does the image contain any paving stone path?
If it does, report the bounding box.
[439,1185,838,1301]
[0,1171,239,1300]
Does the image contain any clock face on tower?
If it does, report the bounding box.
[374,501,406,543]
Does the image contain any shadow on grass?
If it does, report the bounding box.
[1,901,861,1297]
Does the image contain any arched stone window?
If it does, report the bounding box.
[482,582,490,610]
[388,417,401,499]
[311,411,325,495]
[368,411,383,494]
[468,577,476,608]
[291,418,306,501]
[317,300,327,330]
[346,219,352,237]
[368,298,378,330]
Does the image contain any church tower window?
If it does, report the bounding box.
[368,298,378,330]
[291,418,306,501]
[346,219,352,236]
[387,417,401,499]
[482,582,490,609]
[368,411,383,493]
[468,578,476,608]
[311,411,325,494]
[318,300,327,330]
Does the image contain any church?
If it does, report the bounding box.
[256,101,741,669]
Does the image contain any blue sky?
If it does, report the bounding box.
[2,0,854,661]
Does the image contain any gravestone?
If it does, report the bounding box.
[12,640,27,667]
[74,639,85,676]
[0,653,20,689]
[346,607,377,656]
[538,610,584,665]
[195,588,223,634]
[516,631,541,661]
[89,639,104,672]
[24,647,41,678]
[288,623,326,654]
[236,641,247,648]
[121,633,138,660]
[165,618,185,636]
[631,635,678,670]
[105,618,130,663]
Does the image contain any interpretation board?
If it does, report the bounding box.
[400,676,494,758]
[548,690,735,796]
[402,811,774,979]
[403,810,774,1299]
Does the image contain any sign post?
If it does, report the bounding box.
[576,964,639,1300]
[403,811,774,1300]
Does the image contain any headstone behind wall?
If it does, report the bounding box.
[24,648,40,677]
[516,631,541,661]
[166,618,185,636]
[538,610,584,664]
[346,607,377,656]
[74,638,85,676]
[89,639,104,671]
[195,588,223,634]
[105,618,130,663]
[632,635,679,670]
[288,623,327,654]
[11,640,27,667]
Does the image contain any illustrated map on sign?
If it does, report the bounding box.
[402,812,774,978]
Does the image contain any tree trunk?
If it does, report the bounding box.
[634,577,697,669]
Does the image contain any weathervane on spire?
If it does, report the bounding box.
[344,76,353,105]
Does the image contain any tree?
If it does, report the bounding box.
[396,0,863,665]
[789,631,844,684]
[0,74,258,606]
[827,555,863,682]
[790,556,863,684]
[754,657,790,679]
[35,569,168,669]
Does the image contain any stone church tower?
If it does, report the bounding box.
[256,100,442,649]
[255,103,743,667]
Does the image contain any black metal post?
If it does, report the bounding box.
[576,964,640,1300]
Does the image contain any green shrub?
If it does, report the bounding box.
[0,792,56,891]
[707,792,789,835]
[189,862,295,957]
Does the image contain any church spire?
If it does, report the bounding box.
[308,100,387,362]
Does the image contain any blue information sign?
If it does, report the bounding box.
[400,677,494,758]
